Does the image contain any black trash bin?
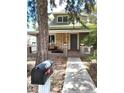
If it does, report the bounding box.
[31,60,53,85]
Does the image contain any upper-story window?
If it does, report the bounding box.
[57,16,68,23]
[58,17,62,22]
[63,16,68,22]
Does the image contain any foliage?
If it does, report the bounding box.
[81,50,97,62]
[27,0,56,24]
[86,23,96,29]
[27,0,96,25]
[81,23,97,50]
[65,0,96,24]
[27,0,36,23]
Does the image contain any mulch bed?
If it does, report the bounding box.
[81,58,97,87]
[87,62,97,87]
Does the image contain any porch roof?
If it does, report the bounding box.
[49,30,89,33]
[27,30,89,36]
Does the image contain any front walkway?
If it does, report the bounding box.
[62,57,96,93]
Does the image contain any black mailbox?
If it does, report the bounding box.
[31,60,53,85]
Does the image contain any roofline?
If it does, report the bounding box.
[52,12,68,15]
[27,30,90,36]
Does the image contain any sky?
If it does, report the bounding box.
[28,0,67,30]
[48,0,66,13]
[28,0,96,30]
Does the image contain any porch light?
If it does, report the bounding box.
[48,13,54,21]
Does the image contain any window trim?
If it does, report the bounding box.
[57,16,63,23]
[57,15,68,23]
[63,16,68,23]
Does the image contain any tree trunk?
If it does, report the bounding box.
[36,0,50,93]
[36,0,48,65]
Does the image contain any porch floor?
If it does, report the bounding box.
[27,50,83,59]
[67,50,82,57]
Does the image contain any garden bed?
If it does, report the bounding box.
[87,62,97,87]
[81,57,97,87]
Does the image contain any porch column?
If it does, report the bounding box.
[62,33,63,50]
[63,33,68,57]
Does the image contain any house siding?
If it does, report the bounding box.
[56,33,62,49]
[49,14,88,26]
[55,33,89,50]
[56,33,69,50]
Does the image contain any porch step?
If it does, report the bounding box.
[62,57,96,93]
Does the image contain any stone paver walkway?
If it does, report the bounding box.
[62,57,96,93]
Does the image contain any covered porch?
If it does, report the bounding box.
[27,29,90,57]
[49,29,89,50]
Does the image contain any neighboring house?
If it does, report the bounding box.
[28,10,90,53]
[27,28,37,53]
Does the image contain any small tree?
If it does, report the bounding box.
[82,29,97,50]
[81,23,97,60]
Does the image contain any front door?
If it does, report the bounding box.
[70,34,77,50]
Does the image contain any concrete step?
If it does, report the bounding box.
[62,57,96,93]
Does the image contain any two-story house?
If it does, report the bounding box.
[28,10,90,54]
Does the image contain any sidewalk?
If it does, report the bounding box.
[62,57,96,93]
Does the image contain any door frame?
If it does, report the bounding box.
[70,33,79,50]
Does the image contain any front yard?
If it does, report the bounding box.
[27,53,97,93]
[27,54,67,93]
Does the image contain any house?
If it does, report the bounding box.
[27,10,91,55]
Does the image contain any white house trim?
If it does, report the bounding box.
[77,33,79,50]
[49,30,89,33]
[69,33,79,50]
[57,15,68,23]
[68,33,70,50]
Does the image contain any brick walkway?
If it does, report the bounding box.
[62,57,96,93]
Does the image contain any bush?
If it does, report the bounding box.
[81,30,97,50]
[81,50,97,62]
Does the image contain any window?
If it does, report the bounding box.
[57,16,68,23]
[49,35,55,43]
[58,17,62,22]
[63,16,68,22]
